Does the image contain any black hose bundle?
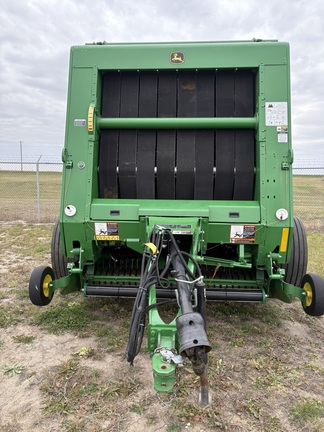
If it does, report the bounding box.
[125,227,204,365]
[125,228,163,364]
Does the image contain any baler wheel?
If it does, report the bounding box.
[301,273,324,317]
[283,216,308,287]
[51,219,69,279]
[29,266,55,306]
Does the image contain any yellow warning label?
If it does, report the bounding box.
[94,222,119,241]
[95,235,119,241]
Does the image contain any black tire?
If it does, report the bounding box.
[301,273,324,317]
[29,266,55,306]
[283,216,308,287]
[51,219,68,279]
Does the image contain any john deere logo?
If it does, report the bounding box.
[170,52,185,64]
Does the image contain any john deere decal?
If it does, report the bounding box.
[170,52,185,64]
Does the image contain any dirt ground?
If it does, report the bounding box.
[0,324,158,431]
[0,222,323,432]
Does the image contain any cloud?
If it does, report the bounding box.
[1,0,323,161]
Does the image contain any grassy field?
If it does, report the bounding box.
[0,171,323,231]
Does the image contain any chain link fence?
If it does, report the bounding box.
[292,165,324,232]
[0,160,323,231]
[0,161,62,223]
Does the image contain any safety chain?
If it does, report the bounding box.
[155,366,182,407]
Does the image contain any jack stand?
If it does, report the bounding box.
[199,371,211,407]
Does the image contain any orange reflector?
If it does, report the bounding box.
[88,106,94,131]
[280,228,289,253]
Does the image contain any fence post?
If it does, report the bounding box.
[36,155,42,223]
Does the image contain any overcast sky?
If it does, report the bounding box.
[1,0,324,163]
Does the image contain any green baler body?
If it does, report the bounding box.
[28,40,324,397]
[58,40,294,299]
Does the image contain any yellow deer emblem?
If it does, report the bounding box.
[170,52,185,64]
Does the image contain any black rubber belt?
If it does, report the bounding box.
[214,130,235,199]
[233,130,255,200]
[137,72,158,199]
[156,131,176,199]
[216,70,235,118]
[99,68,256,201]
[234,70,255,117]
[156,72,177,199]
[177,130,195,199]
[214,71,235,199]
[118,72,139,199]
[99,72,121,198]
[233,71,255,200]
[177,71,196,199]
[195,130,214,199]
[137,130,156,199]
[99,130,119,198]
[195,70,215,200]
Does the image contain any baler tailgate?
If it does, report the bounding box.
[99,68,256,201]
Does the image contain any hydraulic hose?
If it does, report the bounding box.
[126,227,209,365]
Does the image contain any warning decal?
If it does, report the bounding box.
[277,126,288,143]
[265,102,288,126]
[230,225,256,244]
[95,222,119,241]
